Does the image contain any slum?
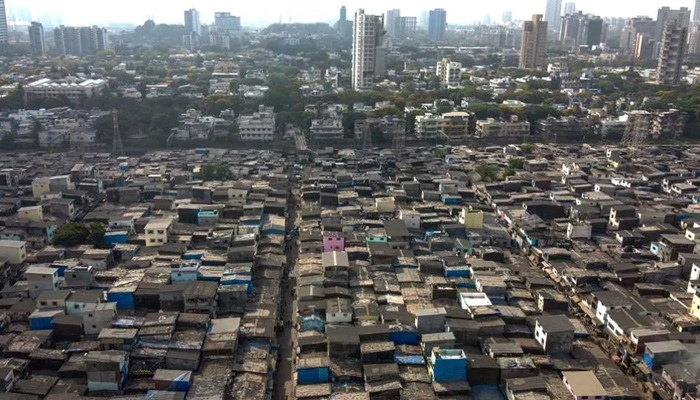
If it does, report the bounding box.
[291,145,700,400]
[0,148,293,399]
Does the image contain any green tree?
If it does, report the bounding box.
[87,223,107,248]
[508,158,524,169]
[54,223,91,247]
[475,163,500,183]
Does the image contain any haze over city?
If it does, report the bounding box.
[6,0,699,26]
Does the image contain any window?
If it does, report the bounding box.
[52,301,57,306]
[40,301,47,306]
[88,314,93,317]
[74,304,80,309]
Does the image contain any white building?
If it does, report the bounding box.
[238,105,275,141]
[352,9,386,91]
[24,78,108,105]
[415,113,443,139]
[436,58,462,87]
[310,119,344,141]
[476,116,531,137]
[144,219,173,247]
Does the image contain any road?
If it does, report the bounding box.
[272,185,299,400]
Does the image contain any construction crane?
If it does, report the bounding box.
[112,108,124,157]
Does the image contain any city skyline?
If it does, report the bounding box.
[6,0,699,27]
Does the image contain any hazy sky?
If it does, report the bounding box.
[6,0,697,26]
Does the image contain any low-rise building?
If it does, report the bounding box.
[238,105,275,141]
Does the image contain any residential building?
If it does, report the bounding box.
[238,105,275,141]
[83,302,117,335]
[544,0,562,36]
[0,240,26,265]
[562,371,607,400]
[85,351,129,392]
[214,12,241,33]
[695,0,700,23]
[656,21,687,86]
[352,9,386,91]
[436,58,462,87]
[415,113,443,139]
[53,25,107,55]
[184,9,201,35]
[652,109,685,138]
[441,111,474,140]
[28,22,46,56]
[476,116,531,138]
[428,8,447,42]
[393,16,417,40]
[310,119,344,141]
[0,0,7,51]
[520,15,548,70]
[24,78,108,105]
[656,7,690,44]
[145,219,173,247]
[534,315,575,354]
[634,33,655,60]
[386,9,400,38]
[564,2,576,15]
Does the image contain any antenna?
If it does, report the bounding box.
[112,108,124,156]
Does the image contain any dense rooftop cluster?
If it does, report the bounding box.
[0,144,698,399]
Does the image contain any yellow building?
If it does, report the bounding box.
[32,177,51,198]
[145,219,173,247]
[0,240,27,265]
[459,208,484,229]
[375,197,396,214]
[691,293,700,320]
[18,206,43,222]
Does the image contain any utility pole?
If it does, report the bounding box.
[112,108,124,157]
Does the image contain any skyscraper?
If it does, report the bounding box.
[340,6,346,23]
[583,16,603,46]
[657,21,687,86]
[184,9,201,36]
[428,8,447,42]
[214,12,241,33]
[53,26,107,56]
[0,0,8,52]
[28,22,46,56]
[520,15,547,69]
[352,9,385,91]
[544,0,562,35]
[564,2,576,16]
[502,11,512,24]
[656,7,690,42]
[694,0,700,24]
[386,9,400,37]
[395,17,417,40]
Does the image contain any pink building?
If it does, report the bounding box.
[323,232,345,252]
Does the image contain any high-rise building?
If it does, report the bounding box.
[428,8,447,42]
[28,22,46,56]
[0,0,8,52]
[544,0,562,35]
[520,15,547,70]
[340,6,346,22]
[386,9,400,37]
[352,9,386,91]
[583,16,603,46]
[436,58,462,87]
[656,21,687,86]
[564,2,576,15]
[337,6,352,40]
[695,0,700,24]
[391,16,417,40]
[214,12,241,33]
[559,11,586,46]
[689,25,700,55]
[656,7,690,41]
[634,33,655,60]
[53,26,107,55]
[419,11,429,28]
[184,9,201,35]
[502,11,512,24]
